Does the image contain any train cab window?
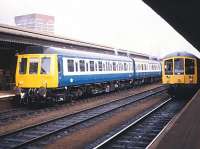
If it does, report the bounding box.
[90,61,94,71]
[67,60,74,72]
[19,58,27,74]
[29,58,39,74]
[41,57,51,74]
[185,59,195,75]
[174,58,184,75]
[79,60,85,72]
[164,59,173,75]
[98,61,102,71]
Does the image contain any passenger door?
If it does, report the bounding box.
[184,58,197,84]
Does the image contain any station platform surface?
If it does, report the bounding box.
[149,88,200,149]
[0,90,14,99]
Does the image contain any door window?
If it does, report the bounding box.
[164,59,173,75]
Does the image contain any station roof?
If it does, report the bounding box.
[0,24,150,59]
[143,0,200,53]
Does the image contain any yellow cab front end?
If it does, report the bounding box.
[162,56,197,85]
[15,54,58,103]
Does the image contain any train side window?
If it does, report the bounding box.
[75,62,78,72]
[109,62,112,71]
[113,62,116,71]
[98,61,102,71]
[41,57,51,74]
[58,60,61,73]
[67,59,74,72]
[124,63,128,71]
[90,61,94,71]
[86,63,89,71]
[19,58,27,74]
[95,62,98,71]
[106,62,109,71]
[103,63,105,71]
[174,58,184,75]
[29,58,39,74]
[137,64,139,70]
[185,59,195,75]
[164,59,173,75]
[79,60,85,72]
[119,63,122,71]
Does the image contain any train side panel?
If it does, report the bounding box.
[58,55,134,87]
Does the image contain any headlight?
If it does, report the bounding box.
[38,87,47,98]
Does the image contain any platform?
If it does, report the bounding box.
[0,90,15,99]
[148,88,200,149]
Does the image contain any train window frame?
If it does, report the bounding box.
[79,60,85,72]
[29,58,39,74]
[41,57,51,74]
[185,58,195,75]
[89,61,95,71]
[164,59,173,75]
[98,61,102,71]
[67,59,74,72]
[19,58,27,74]
[174,58,184,75]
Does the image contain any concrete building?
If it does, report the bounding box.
[15,13,54,34]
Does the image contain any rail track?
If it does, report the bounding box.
[91,97,187,149]
[0,86,167,149]
[0,84,162,126]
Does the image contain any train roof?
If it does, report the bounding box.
[22,46,133,62]
[163,51,197,59]
[134,58,160,63]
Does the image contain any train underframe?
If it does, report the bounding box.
[167,84,199,97]
[14,77,160,105]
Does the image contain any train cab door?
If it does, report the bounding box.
[163,58,173,84]
[173,58,185,84]
[184,58,197,84]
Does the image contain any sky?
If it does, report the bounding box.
[0,0,200,58]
